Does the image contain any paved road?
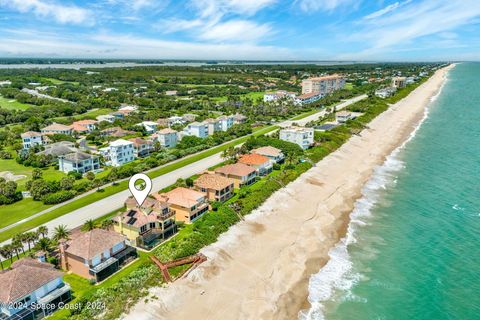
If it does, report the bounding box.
[0,94,367,246]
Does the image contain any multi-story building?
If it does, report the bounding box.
[294,92,322,105]
[154,187,208,224]
[114,197,177,250]
[99,139,135,167]
[136,121,159,134]
[156,128,178,148]
[193,173,235,202]
[251,146,285,163]
[58,151,100,174]
[375,87,397,98]
[392,76,407,88]
[233,113,247,124]
[263,90,297,102]
[21,131,47,150]
[96,114,116,123]
[128,137,153,157]
[40,123,73,136]
[301,75,346,95]
[204,118,222,135]
[217,115,235,131]
[336,111,357,123]
[238,154,273,176]
[59,229,137,283]
[214,163,257,188]
[183,122,209,138]
[279,127,314,150]
[0,258,72,320]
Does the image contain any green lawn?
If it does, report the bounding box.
[0,158,66,190]
[0,198,52,229]
[345,83,354,90]
[53,108,113,122]
[42,78,80,86]
[0,95,34,110]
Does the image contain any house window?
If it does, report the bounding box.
[149,222,156,229]
[140,225,147,233]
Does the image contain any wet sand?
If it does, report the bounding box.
[123,65,453,320]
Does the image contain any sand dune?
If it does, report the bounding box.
[123,65,453,320]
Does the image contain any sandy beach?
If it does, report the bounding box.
[123,65,453,320]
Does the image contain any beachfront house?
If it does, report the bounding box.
[114,197,177,250]
[336,111,355,123]
[154,187,208,224]
[184,122,209,138]
[99,139,135,167]
[59,229,137,283]
[251,146,285,164]
[279,127,314,150]
[392,76,407,88]
[214,163,257,189]
[156,128,178,148]
[128,137,153,158]
[40,123,73,136]
[58,151,100,174]
[0,258,72,320]
[21,131,47,150]
[238,154,273,176]
[193,173,235,202]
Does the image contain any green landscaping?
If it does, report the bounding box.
[0,95,34,110]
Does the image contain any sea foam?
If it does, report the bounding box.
[299,71,450,320]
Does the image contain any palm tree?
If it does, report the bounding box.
[34,238,52,258]
[101,219,114,230]
[1,245,14,264]
[53,225,70,241]
[37,226,48,238]
[11,240,22,259]
[24,232,38,251]
[13,233,27,254]
[82,219,96,232]
[0,247,7,270]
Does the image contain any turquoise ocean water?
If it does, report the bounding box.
[300,62,480,320]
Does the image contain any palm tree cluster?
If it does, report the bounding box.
[0,224,72,270]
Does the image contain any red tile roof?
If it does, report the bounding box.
[238,153,270,166]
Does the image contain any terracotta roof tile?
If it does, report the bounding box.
[194,173,234,191]
[154,187,205,208]
[214,163,256,177]
[65,229,126,260]
[238,154,270,166]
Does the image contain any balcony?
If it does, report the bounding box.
[37,283,72,306]
[90,257,118,274]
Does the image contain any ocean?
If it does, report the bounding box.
[301,62,480,320]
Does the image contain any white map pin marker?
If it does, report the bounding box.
[128,173,152,207]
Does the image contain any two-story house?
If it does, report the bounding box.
[60,229,137,283]
[156,128,178,148]
[114,197,177,250]
[238,153,273,176]
[279,127,314,150]
[136,121,159,134]
[21,131,47,150]
[154,187,208,224]
[0,258,72,320]
[128,138,153,158]
[71,120,97,134]
[214,163,257,188]
[40,123,73,136]
[99,139,135,167]
[251,146,285,163]
[193,173,235,202]
[58,151,100,174]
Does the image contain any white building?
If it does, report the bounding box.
[58,151,100,174]
[279,127,314,150]
[118,105,138,112]
[136,121,159,134]
[375,87,396,98]
[40,123,73,136]
[156,128,178,148]
[336,111,354,123]
[96,114,116,123]
[301,75,346,95]
[184,122,209,138]
[21,131,46,150]
[294,92,322,105]
[128,138,153,157]
[100,139,135,167]
[217,115,235,131]
[204,118,221,135]
[263,90,297,102]
[392,76,407,88]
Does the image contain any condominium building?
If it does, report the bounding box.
[184,122,209,138]
[217,115,235,131]
[263,90,297,102]
[99,139,135,167]
[279,127,314,150]
[294,92,322,105]
[204,118,222,135]
[392,76,407,88]
[301,75,346,95]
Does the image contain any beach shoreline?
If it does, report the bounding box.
[123,64,454,320]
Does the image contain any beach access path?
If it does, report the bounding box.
[0,94,367,245]
[123,66,452,320]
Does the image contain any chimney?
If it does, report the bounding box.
[59,239,68,270]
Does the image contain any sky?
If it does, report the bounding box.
[0,0,479,61]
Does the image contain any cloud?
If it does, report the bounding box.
[0,0,93,25]
[349,0,480,53]
[362,0,412,20]
[295,0,356,12]
[0,30,293,60]
[199,20,273,42]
